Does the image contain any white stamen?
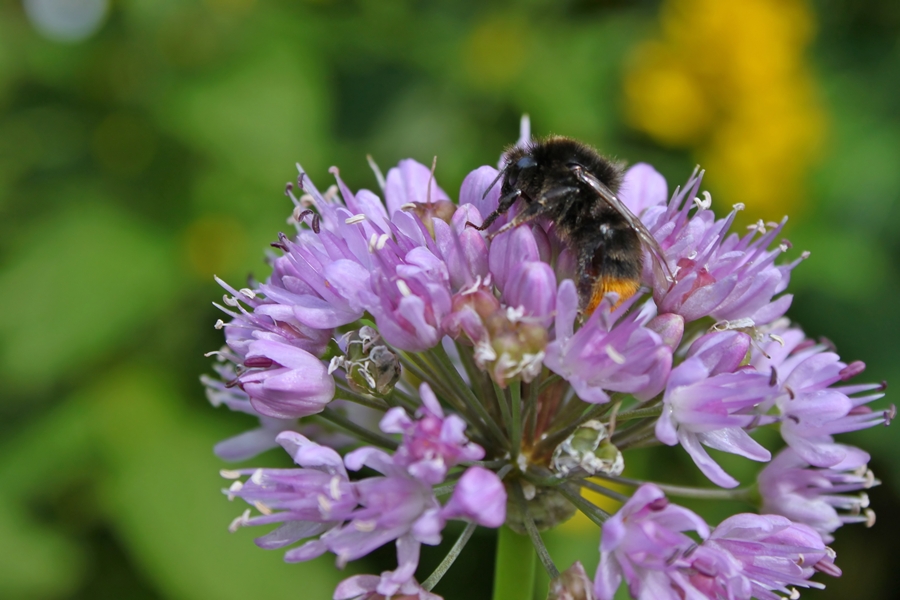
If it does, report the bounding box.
[605,345,626,365]
[253,501,272,515]
[375,233,389,250]
[204,350,223,358]
[400,202,417,211]
[318,493,333,514]
[788,588,800,600]
[732,202,745,211]
[360,363,376,388]
[459,275,483,295]
[747,219,766,234]
[328,356,345,375]
[521,481,537,500]
[517,454,528,472]
[239,288,256,299]
[367,232,378,252]
[396,280,412,296]
[228,509,251,533]
[223,295,240,307]
[353,519,377,532]
[520,352,545,383]
[298,193,315,207]
[330,476,343,501]
[227,480,243,500]
[864,469,877,487]
[250,469,265,485]
[712,318,755,332]
[292,206,307,222]
[693,191,712,210]
[474,341,497,366]
[779,243,789,252]
[214,319,225,330]
[359,326,378,344]
[220,469,242,479]
[865,508,876,527]
[344,214,366,224]
[506,306,525,322]
[769,333,785,346]
[800,250,811,259]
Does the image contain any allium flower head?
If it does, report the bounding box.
[204,118,890,598]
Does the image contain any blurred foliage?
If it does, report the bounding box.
[0,0,896,599]
[623,0,826,222]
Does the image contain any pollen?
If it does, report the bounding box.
[585,277,641,315]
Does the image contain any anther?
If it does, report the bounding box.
[244,356,275,369]
[228,509,251,533]
[396,280,412,297]
[865,508,876,528]
[838,361,865,380]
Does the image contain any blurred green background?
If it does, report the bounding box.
[0,0,897,598]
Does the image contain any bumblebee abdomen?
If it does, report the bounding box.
[576,223,643,314]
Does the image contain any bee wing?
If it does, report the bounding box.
[572,167,674,286]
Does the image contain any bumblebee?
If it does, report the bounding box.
[470,136,670,314]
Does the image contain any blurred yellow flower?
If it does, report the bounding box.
[624,0,826,220]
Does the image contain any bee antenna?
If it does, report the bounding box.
[482,165,508,200]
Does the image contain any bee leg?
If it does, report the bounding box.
[483,200,547,240]
[465,189,522,231]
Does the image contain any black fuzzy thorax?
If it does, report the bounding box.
[500,136,642,304]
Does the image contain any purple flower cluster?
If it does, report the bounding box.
[596,484,839,600]
[204,120,890,599]
[225,383,504,598]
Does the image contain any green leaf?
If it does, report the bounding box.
[158,25,329,186]
[0,201,180,393]
[86,366,345,600]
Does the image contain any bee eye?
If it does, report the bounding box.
[516,156,537,170]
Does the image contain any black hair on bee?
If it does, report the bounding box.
[469,136,671,314]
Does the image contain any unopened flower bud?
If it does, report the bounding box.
[548,561,596,600]
[551,420,624,477]
[340,327,402,395]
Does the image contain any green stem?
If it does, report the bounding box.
[614,405,663,421]
[399,351,488,440]
[429,345,508,446]
[524,377,540,445]
[557,485,610,527]
[492,526,536,600]
[422,522,477,591]
[333,386,390,411]
[510,480,559,579]
[591,473,757,502]
[492,379,514,449]
[317,408,398,450]
[509,380,522,458]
